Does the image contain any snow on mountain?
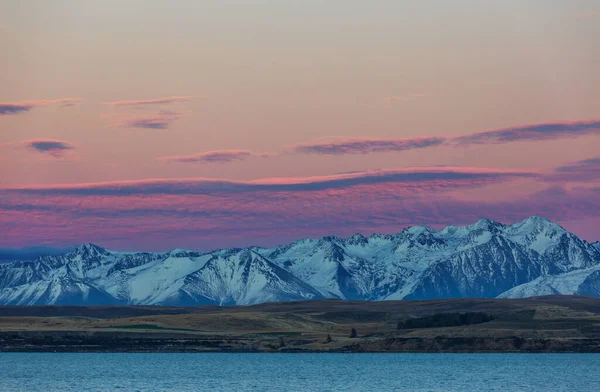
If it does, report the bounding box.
[505,216,599,271]
[169,249,323,305]
[497,265,600,299]
[578,270,600,297]
[404,234,547,300]
[0,216,599,306]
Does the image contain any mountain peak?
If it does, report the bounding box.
[2,216,598,306]
[72,243,107,257]
[522,215,552,224]
[404,225,436,236]
[349,233,366,240]
[510,216,565,233]
[467,218,504,231]
[346,233,368,245]
[319,235,342,244]
[168,248,202,257]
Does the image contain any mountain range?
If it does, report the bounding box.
[1,216,599,306]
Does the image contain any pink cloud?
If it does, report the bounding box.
[0,139,76,158]
[2,167,538,195]
[24,139,75,158]
[0,166,568,250]
[283,119,600,157]
[107,96,195,107]
[112,110,183,129]
[0,181,597,251]
[453,119,600,145]
[292,137,447,155]
[159,150,264,164]
[547,156,600,183]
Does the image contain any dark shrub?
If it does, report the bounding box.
[397,312,493,329]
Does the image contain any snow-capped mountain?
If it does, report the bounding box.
[1,216,599,306]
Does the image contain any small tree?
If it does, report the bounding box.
[325,334,332,343]
[349,328,357,338]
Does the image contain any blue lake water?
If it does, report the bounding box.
[1,353,599,391]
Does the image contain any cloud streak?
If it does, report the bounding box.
[383,93,426,103]
[0,139,76,158]
[25,139,75,157]
[0,99,82,115]
[453,120,600,145]
[0,166,539,250]
[113,110,182,129]
[160,150,266,164]
[293,137,447,155]
[0,179,596,251]
[2,160,599,250]
[137,118,600,163]
[548,156,600,182]
[2,167,538,196]
[284,119,600,157]
[108,96,195,107]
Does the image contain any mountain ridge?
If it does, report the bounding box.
[1,216,599,306]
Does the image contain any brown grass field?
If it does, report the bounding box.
[2,295,600,352]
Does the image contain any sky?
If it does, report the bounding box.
[1,0,599,251]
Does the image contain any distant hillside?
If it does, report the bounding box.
[2,296,600,352]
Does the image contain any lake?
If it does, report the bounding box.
[1,353,598,391]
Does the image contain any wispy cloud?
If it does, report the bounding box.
[146,118,600,162]
[284,119,600,157]
[0,168,596,250]
[104,96,191,129]
[383,93,426,103]
[0,98,82,116]
[453,120,600,145]
[292,137,447,155]
[107,96,195,107]
[160,150,268,164]
[1,139,76,158]
[547,156,600,182]
[25,139,75,157]
[113,110,182,129]
[0,104,32,115]
[2,167,538,196]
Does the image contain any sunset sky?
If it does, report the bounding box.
[1,0,599,251]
